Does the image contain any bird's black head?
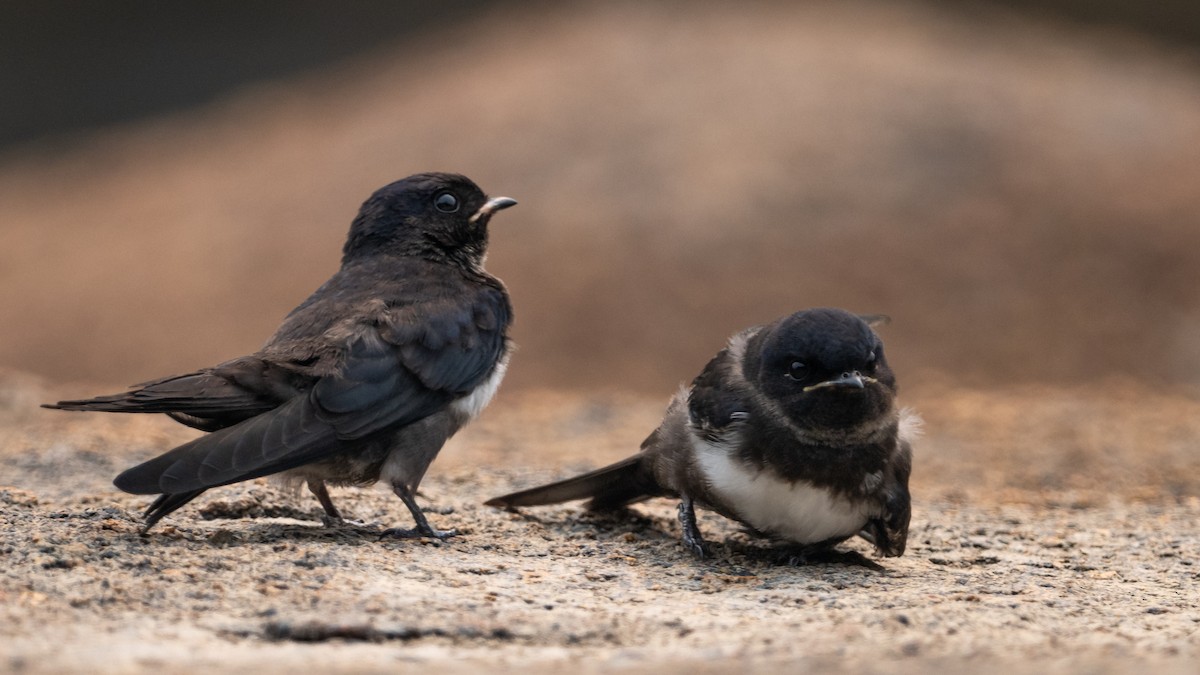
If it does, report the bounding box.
[341,172,516,268]
[744,308,897,433]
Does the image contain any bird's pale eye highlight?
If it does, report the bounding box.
[434,192,459,213]
[786,361,807,381]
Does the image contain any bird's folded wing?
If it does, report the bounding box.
[686,348,750,442]
[378,288,511,393]
[114,292,508,495]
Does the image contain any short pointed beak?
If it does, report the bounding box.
[831,372,865,389]
[470,196,518,223]
[804,371,873,392]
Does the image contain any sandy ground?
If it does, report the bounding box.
[2,371,1198,673]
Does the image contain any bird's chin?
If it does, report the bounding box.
[798,388,893,432]
[802,385,871,407]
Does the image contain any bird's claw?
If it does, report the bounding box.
[683,537,709,559]
[321,515,372,529]
[379,526,459,541]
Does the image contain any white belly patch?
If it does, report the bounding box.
[693,440,873,544]
[450,354,509,422]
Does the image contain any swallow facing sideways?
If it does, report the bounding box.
[487,308,917,562]
[45,173,516,538]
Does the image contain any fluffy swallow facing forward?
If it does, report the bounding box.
[487,308,917,560]
[45,173,516,537]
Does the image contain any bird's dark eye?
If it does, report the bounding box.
[865,351,878,372]
[434,192,459,213]
[785,361,807,381]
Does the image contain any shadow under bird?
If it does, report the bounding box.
[45,172,516,537]
[487,308,917,561]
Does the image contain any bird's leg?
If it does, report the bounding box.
[678,496,708,558]
[380,482,458,540]
[307,480,346,527]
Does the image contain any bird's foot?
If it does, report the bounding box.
[379,525,459,541]
[682,535,709,559]
[677,497,708,559]
[321,514,372,529]
[387,483,458,541]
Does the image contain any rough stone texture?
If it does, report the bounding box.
[3,372,1198,673]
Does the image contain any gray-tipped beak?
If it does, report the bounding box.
[470,196,518,223]
[804,372,874,392]
[831,372,866,389]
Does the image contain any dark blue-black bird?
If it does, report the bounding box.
[45,172,517,536]
[487,308,916,560]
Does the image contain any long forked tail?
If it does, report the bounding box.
[485,455,661,511]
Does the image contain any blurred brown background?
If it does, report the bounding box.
[2,0,1199,395]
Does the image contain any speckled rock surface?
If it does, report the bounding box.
[2,373,1198,673]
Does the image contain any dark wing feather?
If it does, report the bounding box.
[380,289,510,393]
[686,345,750,442]
[44,357,311,431]
[861,434,913,557]
[114,290,508,496]
[311,329,457,440]
[114,395,334,494]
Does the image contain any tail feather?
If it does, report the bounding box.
[43,376,274,417]
[485,455,661,511]
[42,363,301,430]
[142,491,207,531]
[113,394,341,531]
[113,444,199,495]
[112,395,339,496]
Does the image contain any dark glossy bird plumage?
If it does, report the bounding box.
[45,172,517,535]
[487,308,915,561]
